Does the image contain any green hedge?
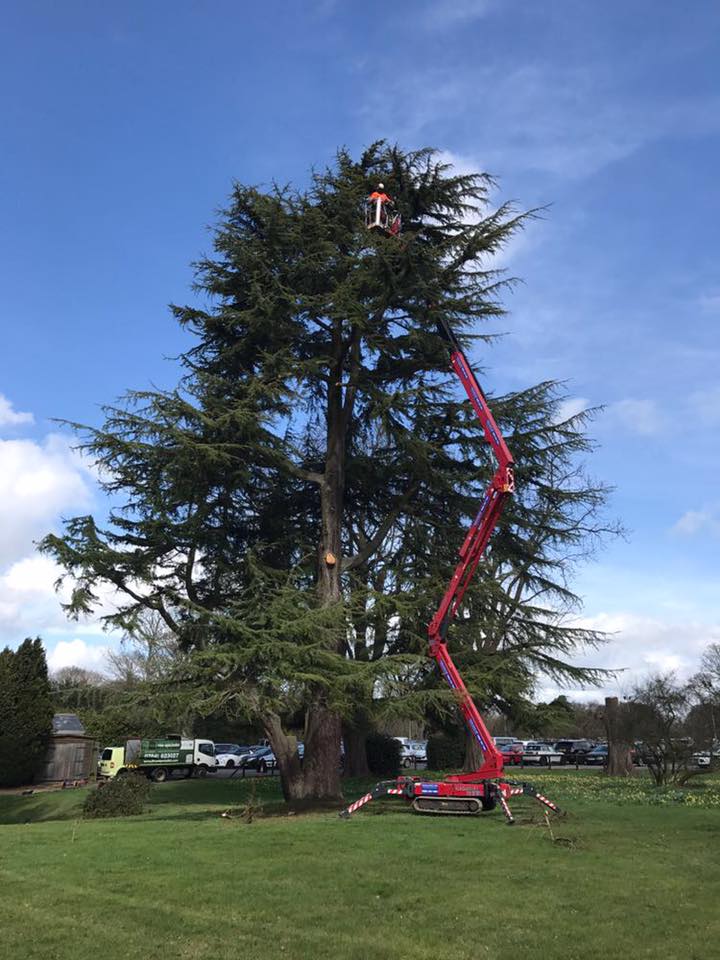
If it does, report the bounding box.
[366,733,401,777]
[427,732,464,770]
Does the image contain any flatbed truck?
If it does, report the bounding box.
[98,737,216,782]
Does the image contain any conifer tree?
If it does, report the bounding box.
[0,639,54,787]
[0,648,14,783]
[41,144,616,802]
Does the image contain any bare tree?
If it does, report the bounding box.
[630,674,697,786]
[52,665,107,689]
[687,643,720,763]
[105,611,183,686]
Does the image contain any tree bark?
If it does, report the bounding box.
[604,696,634,777]
[342,723,371,778]
[265,706,342,804]
[463,729,484,772]
[265,321,359,805]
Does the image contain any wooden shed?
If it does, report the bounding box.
[40,714,98,783]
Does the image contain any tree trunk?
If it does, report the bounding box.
[266,321,361,804]
[463,729,484,772]
[265,705,342,805]
[604,696,634,777]
[342,722,371,778]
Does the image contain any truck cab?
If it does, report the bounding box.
[98,746,125,778]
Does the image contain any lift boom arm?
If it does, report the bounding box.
[428,316,515,779]
[340,209,563,822]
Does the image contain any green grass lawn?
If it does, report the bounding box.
[1,772,718,960]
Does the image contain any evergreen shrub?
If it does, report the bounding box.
[427,732,464,770]
[366,733,401,776]
[0,639,54,787]
[83,774,151,818]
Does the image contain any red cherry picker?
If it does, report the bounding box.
[341,190,561,823]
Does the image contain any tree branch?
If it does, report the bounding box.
[342,481,419,573]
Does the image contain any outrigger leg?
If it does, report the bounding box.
[504,780,562,817]
[498,791,515,824]
[340,777,561,822]
[339,780,411,819]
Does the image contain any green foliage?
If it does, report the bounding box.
[82,774,151,818]
[426,731,465,770]
[365,732,401,776]
[0,639,54,787]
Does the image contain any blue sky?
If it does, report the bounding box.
[1,0,718,697]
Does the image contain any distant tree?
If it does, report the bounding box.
[0,639,54,787]
[569,700,605,740]
[47,611,195,744]
[0,648,14,781]
[52,665,107,691]
[105,611,183,686]
[630,674,696,786]
[51,665,113,715]
[687,643,720,760]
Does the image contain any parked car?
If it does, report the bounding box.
[584,744,609,766]
[493,737,518,748]
[553,739,596,764]
[500,742,524,766]
[215,745,254,768]
[692,752,713,768]
[395,738,428,767]
[240,746,277,773]
[523,742,563,765]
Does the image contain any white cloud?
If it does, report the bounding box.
[432,149,544,270]
[698,293,720,315]
[689,386,720,425]
[0,407,111,651]
[538,612,720,702]
[554,396,589,425]
[46,638,110,673]
[0,432,95,567]
[606,398,662,435]
[3,554,61,595]
[672,509,720,538]
[0,393,33,427]
[421,0,495,29]
[0,555,81,642]
[365,61,720,181]
[0,553,123,669]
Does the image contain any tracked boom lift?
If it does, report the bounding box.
[340,195,561,823]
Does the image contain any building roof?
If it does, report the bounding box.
[52,713,86,736]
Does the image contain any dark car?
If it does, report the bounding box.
[554,740,596,764]
[584,743,608,766]
[240,746,277,773]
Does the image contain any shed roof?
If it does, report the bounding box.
[52,713,86,736]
